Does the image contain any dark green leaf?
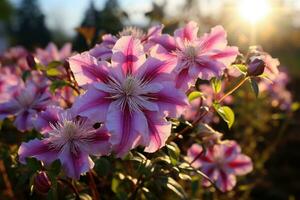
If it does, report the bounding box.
[249,78,259,97]
[50,80,68,93]
[94,157,111,176]
[22,70,31,81]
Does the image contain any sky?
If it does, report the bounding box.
[8,0,186,37]
[8,0,300,37]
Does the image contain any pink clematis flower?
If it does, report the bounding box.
[35,42,72,65]
[0,67,21,103]
[89,25,163,61]
[69,36,188,157]
[18,108,111,179]
[0,80,52,131]
[259,70,292,110]
[1,46,30,73]
[187,141,253,192]
[150,21,239,90]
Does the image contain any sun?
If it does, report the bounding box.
[238,0,271,24]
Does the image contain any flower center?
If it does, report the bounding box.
[16,92,34,108]
[122,75,140,97]
[185,46,197,59]
[118,27,145,39]
[48,118,96,154]
[108,75,150,112]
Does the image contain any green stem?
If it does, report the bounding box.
[218,76,249,103]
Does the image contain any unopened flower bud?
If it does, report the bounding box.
[34,171,51,194]
[247,58,265,76]
[26,54,36,69]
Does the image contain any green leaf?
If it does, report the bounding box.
[94,157,111,176]
[48,159,61,176]
[291,102,300,112]
[159,176,186,199]
[22,70,31,81]
[188,91,203,102]
[35,63,46,70]
[232,64,247,74]
[46,68,61,76]
[166,142,180,165]
[47,61,62,69]
[178,173,191,181]
[111,177,120,193]
[50,80,68,93]
[25,157,41,172]
[214,105,235,128]
[210,78,222,93]
[249,78,259,97]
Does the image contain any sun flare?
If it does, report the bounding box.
[238,0,271,24]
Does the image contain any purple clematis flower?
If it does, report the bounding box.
[150,21,238,90]
[69,36,188,157]
[0,80,52,131]
[89,25,163,61]
[35,42,72,65]
[18,108,111,179]
[187,141,253,192]
[0,67,21,103]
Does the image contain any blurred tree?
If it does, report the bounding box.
[0,0,13,21]
[73,0,126,51]
[9,0,51,49]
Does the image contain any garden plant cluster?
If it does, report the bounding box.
[0,21,294,199]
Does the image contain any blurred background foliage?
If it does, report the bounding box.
[0,0,300,199]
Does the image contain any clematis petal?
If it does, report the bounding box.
[59,43,72,60]
[81,126,111,156]
[0,100,20,120]
[18,139,59,165]
[227,154,253,176]
[106,102,148,157]
[68,52,110,87]
[148,34,177,52]
[89,44,112,61]
[33,106,63,134]
[210,46,239,66]
[187,144,203,168]
[191,57,226,80]
[72,84,111,123]
[175,68,194,91]
[14,110,36,132]
[112,36,146,75]
[144,111,171,153]
[222,140,241,162]
[174,21,199,42]
[199,25,228,52]
[215,170,237,192]
[45,42,60,60]
[136,57,175,83]
[151,81,188,118]
[59,148,94,179]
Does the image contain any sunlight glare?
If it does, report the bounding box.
[238,0,271,24]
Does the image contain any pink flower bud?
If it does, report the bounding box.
[34,171,51,194]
